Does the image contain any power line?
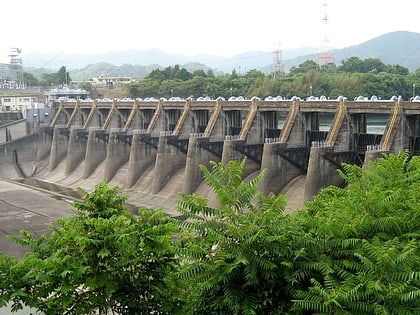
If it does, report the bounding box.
[41,51,65,68]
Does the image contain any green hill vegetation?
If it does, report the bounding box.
[0,152,419,314]
[22,31,420,76]
[120,57,420,101]
[22,53,420,101]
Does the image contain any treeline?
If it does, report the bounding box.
[124,57,420,101]
[23,66,71,87]
[0,153,419,314]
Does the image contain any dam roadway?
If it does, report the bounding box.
[1,96,420,223]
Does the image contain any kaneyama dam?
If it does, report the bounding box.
[1,96,419,215]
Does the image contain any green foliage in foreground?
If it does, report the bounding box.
[174,160,303,314]
[0,183,180,314]
[292,152,420,314]
[0,153,419,314]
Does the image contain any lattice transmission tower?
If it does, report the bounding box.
[272,42,284,80]
[317,0,334,71]
[7,48,24,87]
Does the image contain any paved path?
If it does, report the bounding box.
[0,179,75,258]
[0,179,77,314]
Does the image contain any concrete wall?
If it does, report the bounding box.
[304,147,344,200]
[221,139,260,178]
[0,119,28,143]
[104,130,131,182]
[152,135,187,193]
[82,128,108,178]
[363,150,385,169]
[0,133,39,178]
[259,142,303,195]
[48,126,70,171]
[0,100,416,217]
[66,127,88,175]
[35,127,54,162]
[126,131,157,188]
[183,136,221,194]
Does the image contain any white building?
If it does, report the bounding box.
[0,94,41,113]
[44,87,90,107]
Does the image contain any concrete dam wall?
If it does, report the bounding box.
[2,97,419,216]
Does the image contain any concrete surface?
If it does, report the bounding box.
[0,178,76,314]
[0,178,75,258]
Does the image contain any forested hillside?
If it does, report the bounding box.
[22,31,420,80]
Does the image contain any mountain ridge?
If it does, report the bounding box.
[22,31,420,80]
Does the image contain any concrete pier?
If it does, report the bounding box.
[259,142,303,195]
[126,131,157,188]
[104,129,131,182]
[82,128,108,179]
[35,126,54,163]
[152,134,187,194]
[66,126,88,175]
[183,136,221,194]
[48,126,70,171]
[304,146,344,200]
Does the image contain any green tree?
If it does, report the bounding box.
[339,56,364,73]
[22,72,39,86]
[192,69,207,78]
[175,159,308,315]
[174,68,193,81]
[206,69,215,77]
[1,182,179,314]
[289,60,320,76]
[386,64,409,75]
[40,66,71,86]
[247,77,280,98]
[292,152,420,314]
[57,66,71,85]
[146,68,167,82]
[361,57,387,73]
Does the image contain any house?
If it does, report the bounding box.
[0,94,40,113]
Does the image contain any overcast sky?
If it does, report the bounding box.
[1,0,419,63]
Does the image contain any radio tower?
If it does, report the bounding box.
[317,0,334,71]
[8,48,23,87]
[272,42,283,80]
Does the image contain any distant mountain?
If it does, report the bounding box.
[334,31,420,70]
[22,31,420,80]
[280,31,420,72]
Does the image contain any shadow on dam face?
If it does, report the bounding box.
[16,178,83,200]
[14,178,152,215]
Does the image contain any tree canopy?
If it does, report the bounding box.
[1,182,180,314]
[121,57,418,101]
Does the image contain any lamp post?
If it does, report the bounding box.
[230,87,233,97]
[171,89,174,98]
[413,84,416,99]
[310,85,313,96]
